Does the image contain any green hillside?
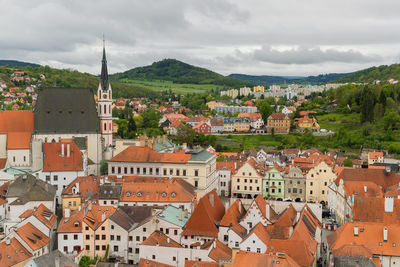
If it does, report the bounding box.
[0,60,40,68]
[335,64,400,83]
[110,59,251,89]
[229,73,348,85]
[0,65,158,98]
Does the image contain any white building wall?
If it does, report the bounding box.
[227,229,243,249]
[57,232,83,254]
[38,170,85,201]
[240,234,267,253]
[128,219,158,264]
[109,221,129,261]
[7,149,31,167]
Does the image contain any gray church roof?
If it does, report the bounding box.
[34,87,100,134]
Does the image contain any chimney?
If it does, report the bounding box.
[385,197,394,213]
[238,202,242,214]
[354,226,359,236]
[364,186,367,193]
[5,238,10,245]
[383,227,388,242]
[78,205,81,211]
[179,206,183,221]
[67,143,70,157]
[101,211,106,222]
[184,208,189,218]
[385,165,391,174]
[162,135,166,144]
[65,208,70,218]
[209,193,214,207]
[76,182,80,193]
[61,143,64,157]
[167,237,170,244]
[234,162,237,170]
[157,136,161,143]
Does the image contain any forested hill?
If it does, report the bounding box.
[229,73,348,85]
[110,59,251,87]
[0,60,40,68]
[0,65,158,98]
[334,64,400,83]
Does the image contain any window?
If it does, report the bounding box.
[237,179,240,182]
[118,167,121,174]
[195,170,199,176]
[124,167,127,174]
[244,179,247,183]
[288,188,291,193]
[63,246,68,252]
[322,190,325,194]
[114,246,119,252]
[95,235,99,240]
[74,234,78,240]
[111,225,114,230]
[143,227,147,232]
[174,230,178,235]
[63,235,68,240]
[102,245,106,251]
[176,169,180,176]
[247,247,250,251]
[183,170,187,176]
[163,169,167,176]
[86,245,90,250]
[46,175,50,182]
[95,245,100,251]
[111,167,115,173]
[85,226,89,230]
[110,235,114,241]
[224,235,228,241]
[310,182,313,186]
[173,256,177,261]
[195,180,198,187]
[102,235,106,240]
[310,190,313,195]
[293,188,297,193]
[235,242,239,247]
[152,255,156,260]
[86,235,90,240]
[117,235,121,241]
[324,182,327,186]
[101,226,105,231]
[143,168,146,174]
[299,189,303,193]
[156,168,159,175]
[138,167,141,174]
[257,248,261,253]
[53,175,58,181]
[13,156,15,162]
[135,248,139,254]
[129,236,133,241]
[150,168,153,175]
[257,187,260,191]
[237,186,240,190]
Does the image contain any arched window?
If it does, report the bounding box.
[109,122,112,131]
[104,105,106,114]
[99,105,101,114]
[104,123,107,131]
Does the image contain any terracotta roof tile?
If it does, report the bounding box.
[0,111,33,149]
[336,168,399,190]
[84,204,115,230]
[353,197,400,224]
[182,190,225,237]
[208,240,232,261]
[141,231,182,248]
[0,158,6,170]
[185,261,218,267]
[110,146,191,163]
[19,204,57,229]
[57,208,84,233]
[139,258,174,267]
[369,152,383,159]
[220,199,245,227]
[62,176,101,200]
[268,112,289,120]
[43,141,83,172]
[0,237,33,266]
[233,251,299,267]
[16,222,50,251]
[242,222,271,246]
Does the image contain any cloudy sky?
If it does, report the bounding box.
[1,0,400,76]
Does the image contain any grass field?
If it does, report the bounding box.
[117,78,226,94]
[217,135,282,151]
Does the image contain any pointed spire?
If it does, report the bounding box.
[100,37,109,91]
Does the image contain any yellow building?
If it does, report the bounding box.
[305,161,337,205]
[83,204,116,258]
[206,101,224,110]
[253,85,265,93]
[231,158,264,198]
[233,117,250,132]
[295,117,320,132]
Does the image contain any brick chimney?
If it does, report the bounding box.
[354,226,359,236]
[66,143,70,157]
[61,143,64,157]
[209,192,214,207]
[383,227,388,242]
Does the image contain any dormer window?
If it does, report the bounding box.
[171,192,176,198]
[161,192,167,198]
[137,192,142,197]
[126,191,131,197]
[74,222,79,227]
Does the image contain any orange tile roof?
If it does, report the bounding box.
[328,222,400,257]
[233,251,299,267]
[352,197,400,224]
[182,190,225,237]
[139,258,174,267]
[237,113,261,118]
[343,181,383,198]
[110,146,191,163]
[120,177,195,203]
[267,204,297,239]
[368,165,386,169]
[208,240,232,262]
[220,199,245,227]
[0,237,33,266]
[57,208,85,233]
[19,204,57,229]
[185,260,218,267]
[331,243,374,258]
[335,168,399,190]
[219,152,238,158]
[62,175,101,200]
[244,100,255,106]
[0,181,10,197]
[0,110,33,149]
[192,122,210,131]
[142,231,182,248]
[254,195,269,218]
[84,204,116,230]
[16,222,50,251]
[242,222,271,246]
[170,120,184,128]
[43,141,83,172]
[268,112,289,120]
[369,151,383,159]
[268,239,314,267]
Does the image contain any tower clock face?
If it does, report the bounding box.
[103,94,107,99]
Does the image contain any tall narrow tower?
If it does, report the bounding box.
[97,40,113,147]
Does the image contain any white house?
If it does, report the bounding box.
[239,195,274,233]
[239,223,270,253]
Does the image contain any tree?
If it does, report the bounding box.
[258,102,273,123]
[128,116,137,132]
[360,86,375,123]
[343,158,353,167]
[383,109,400,130]
[100,160,108,175]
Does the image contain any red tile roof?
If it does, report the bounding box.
[268,113,289,120]
[19,204,57,229]
[185,260,218,267]
[233,251,299,267]
[0,238,32,266]
[84,204,115,230]
[16,222,50,251]
[62,176,101,200]
[220,199,245,227]
[267,204,297,239]
[369,151,383,159]
[110,146,191,163]
[139,259,174,267]
[120,177,195,203]
[335,168,399,190]
[352,197,400,224]
[0,158,6,170]
[242,222,271,246]
[142,231,182,248]
[57,208,84,233]
[208,240,232,262]
[182,190,225,237]
[0,110,33,149]
[43,141,83,172]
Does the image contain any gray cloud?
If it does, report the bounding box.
[0,0,398,76]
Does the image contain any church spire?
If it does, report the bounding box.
[100,38,109,91]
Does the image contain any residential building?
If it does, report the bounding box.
[209,118,224,133]
[305,161,337,205]
[263,168,285,200]
[215,105,257,114]
[216,161,238,197]
[0,110,34,168]
[98,183,121,207]
[295,116,320,132]
[218,199,245,248]
[181,190,225,247]
[283,167,306,202]
[240,223,270,253]
[237,113,264,129]
[57,207,84,255]
[266,113,290,134]
[239,195,276,233]
[206,101,224,110]
[253,86,265,93]
[186,115,206,127]
[192,122,211,134]
[0,237,33,266]
[231,158,264,199]
[108,146,217,197]
[38,141,86,201]
[239,87,252,96]
[157,205,190,243]
[368,151,384,165]
[282,106,295,115]
[118,177,196,211]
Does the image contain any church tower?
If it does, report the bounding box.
[97,40,113,147]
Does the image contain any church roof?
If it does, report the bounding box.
[34,87,100,134]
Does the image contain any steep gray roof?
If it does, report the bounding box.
[34,87,100,134]
[99,183,121,200]
[7,174,56,204]
[34,250,78,267]
[110,206,153,231]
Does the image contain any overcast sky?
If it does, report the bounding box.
[1,0,400,76]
